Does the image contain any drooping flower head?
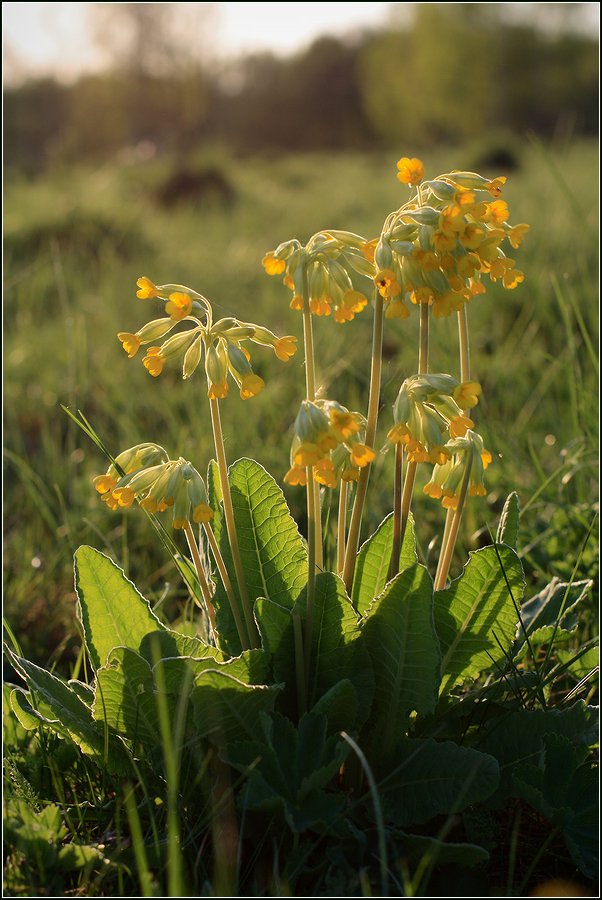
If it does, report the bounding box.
[423,431,492,510]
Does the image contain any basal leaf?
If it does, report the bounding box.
[379,738,499,826]
[514,577,593,657]
[213,459,307,654]
[190,669,281,746]
[93,647,160,746]
[396,832,489,868]
[5,647,130,774]
[360,564,439,762]
[74,545,166,671]
[352,512,417,615]
[435,546,524,694]
[310,680,358,734]
[153,648,270,693]
[294,573,374,727]
[496,492,520,548]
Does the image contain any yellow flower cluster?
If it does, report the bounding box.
[93,445,213,529]
[262,231,372,324]
[284,399,376,488]
[117,278,297,400]
[423,432,492,510]
[368,160,528,319]
[388,374,480,465]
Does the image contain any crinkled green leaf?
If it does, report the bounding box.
[74,545,167,670]
[379,738,499,826]
[294,572,374,727]
[190,669,281,746]
[310,679,358,735]
[352,512,417,615]
[512,733,598,879]
[154,648,270,693]
[225,712,348,833]
[557,644,599,680]
[360,564,439,762]
[93,647,161,746]
[435,546,524,693]
[213,459,307,654]
[477,701,598,802]
[496,491,520,548]
[5,647,131,774]
[514,577,593,658]
[396,831,489,868]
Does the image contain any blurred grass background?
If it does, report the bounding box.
[3,3,599,668]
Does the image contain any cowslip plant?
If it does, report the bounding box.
[5,158,597,896]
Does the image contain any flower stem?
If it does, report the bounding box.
[435,306,472,587]
[293,612,307,717]
[301,269,323,570]
[202,521,248,651]
[337,479,348,575]
[304,462,317,681]
[391,303,430,575]
[343,288,384,594]
[387,443,404,580]
[184,521,217,640]
[209,398,257,649]
[434,455,473,591]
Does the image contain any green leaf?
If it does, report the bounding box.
[213,459,307,654]
[477,701,598,803]
[154,648,270,693]
[395,831,489,868]
[352,512,417,615]
[74,545,167,670]
[515,577,593,656]
[379,738,499,826]
[225,712,349,833]
[512,733,598,878]
[435,546,524,694]
[207,458,224,547]
[5,647,131,774]
[294,573,374,727]
[360,565,440,762]
[557,644,599,680]
[496,491,520,548]
[93,647,161,746]
[190,669,281,746]
[310,680,358,734]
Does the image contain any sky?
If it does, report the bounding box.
[3,2,599,84]
[3,1,393,82]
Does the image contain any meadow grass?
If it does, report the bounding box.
[4,139,598,667]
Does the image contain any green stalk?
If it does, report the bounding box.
[337,478,348,575]
[184,521,217,640]
[203,520,248,651]
[434,454,473,591]
[392,303,430,574]
[435,305,471,588]
[387,443,404,580]
[342,288,384,594]
[209,398,257,649]
[301,267,324,570]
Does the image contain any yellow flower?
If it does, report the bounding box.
[101,490,120,511]
[423,481,443,499]
[439,204,466,235]
[192,502,214,523]
[164,292,192,321]
[239,373,265,400]
[362,239,378,264]
[93,474,117,494]
[208,379,229,399]
[284,465,308,486]
[112,487,136,508]
[486,200,510,226]
[117,332,141,358]
[449,414,474,438]
[506,223,530,250]
[410,286,433,306]
[453,381,482,409]
[342,290,369,314]
[289,294,304,311]
[334,305,355,323]
[143,347,165,377]
[293,442,324,467]
[172,516,188,530]
[274,336,298,361]
[486,176,507,197]
[309,296,331,316]
[469,484,487,497]
[262,253,286,275]
[429,446,452,466]
[442,491,460,510]
[460,224,485,251]
[375,268,401,299]
[350,443,376,468]
[385,299,411,319]
[313,458,337,488]
[341,466,360,483]
[396,157,425,186]
[136,276,159,299]
[329,409,360,441]
[481,449,493,468]
[388,423,411,444]
[432,231,457,253]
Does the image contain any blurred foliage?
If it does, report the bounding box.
[4,4,598,172]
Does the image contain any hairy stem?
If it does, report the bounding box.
[184,521,217,640]
[209,398,257,649]
[342,289,384,594]
[388,443,404,580]
[202,520,247,650]
[434,455,473,591]
[337,478,348,575]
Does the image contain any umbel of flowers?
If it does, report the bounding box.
[95,154,527,661]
